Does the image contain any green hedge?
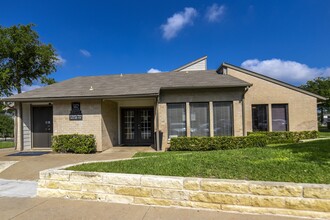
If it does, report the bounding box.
[52,134,96,154]
[247,131,319,144]
[170,135,267,151]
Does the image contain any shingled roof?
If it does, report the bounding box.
[4,70,251,101]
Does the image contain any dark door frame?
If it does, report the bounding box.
[120,107,154,146]
[32,105,53,148]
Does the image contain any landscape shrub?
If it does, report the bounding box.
[170,135,267,151]
[0,114,14,139]
[52,134,96,154]
[247,131,319,144]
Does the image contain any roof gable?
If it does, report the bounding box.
[173,56,207,72]
[219,62,327,101]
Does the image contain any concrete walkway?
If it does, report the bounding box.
[0,148,140,180]
[0,179,37,198]
[0,197,308,220]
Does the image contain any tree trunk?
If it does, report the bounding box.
[15,77,22,94]
[320,108,324,124]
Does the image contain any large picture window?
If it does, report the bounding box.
[252,105,268,131]
[213,102,233,136]
[167,103,186,138]
[272,104,288,131]
[190,103,209,136]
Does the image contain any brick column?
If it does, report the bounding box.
[186,102,190,137]
[15,102,23,151]
[157,103,168,150]
[268,104,272,132]
[233,101,244,136]
[209,101,214,137]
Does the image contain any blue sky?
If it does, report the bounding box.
[2,0,330,89]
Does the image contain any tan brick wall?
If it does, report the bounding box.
[101,100,118,150]
[53,100,103,151]
[227,68,318,133]
[157,103,168,150]
[233,100,243,136]
[160,88,244,103]
[38,168,330,219]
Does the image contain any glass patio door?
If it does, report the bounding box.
[121,108,154,145]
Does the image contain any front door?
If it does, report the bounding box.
[32,106,53,148]
[121,108,154,145]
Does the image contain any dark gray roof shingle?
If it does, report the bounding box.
[4,70,251,101]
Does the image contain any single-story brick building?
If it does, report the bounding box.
[4,56,326,151]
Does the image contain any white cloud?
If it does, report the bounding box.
[241,58,330,85]
[55,55,66,66]
[147,68,162,73]
[205,4,226,22]
[80,49,91,57]
[161,7,198,40]
[21,85,42,93]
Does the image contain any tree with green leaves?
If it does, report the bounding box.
[0,114,14,140]
[300,77,330,123]
[0,24,57,96]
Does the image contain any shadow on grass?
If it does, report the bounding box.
[273,139,330,164]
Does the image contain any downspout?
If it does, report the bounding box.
[242,86,251,136]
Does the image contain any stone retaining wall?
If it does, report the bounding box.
[38,168,330,219]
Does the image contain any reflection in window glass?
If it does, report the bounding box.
[190,103,209,136]
[214,102,233,136]
[167,103,186,138]
[124,110,135,140]
[272,104,288,131]
[252,105,268,131]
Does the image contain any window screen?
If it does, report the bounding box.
[252,105,268,131]
[190,103,209,136]
[272,104,288,131]
[213,102,233,136]
[167,103,186,138]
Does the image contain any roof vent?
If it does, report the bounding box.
[89,86,94,91]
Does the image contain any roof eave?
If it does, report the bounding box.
[160,84,252,90]
[2,93,160,102]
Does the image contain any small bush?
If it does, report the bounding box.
[0,114,14,139]
[52,134,96,154]
[247,131,319,144]
[170,135,267,151]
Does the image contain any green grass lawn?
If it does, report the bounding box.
[0,141,14,149]
[319,127,330,138]
[67,139,330,184]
